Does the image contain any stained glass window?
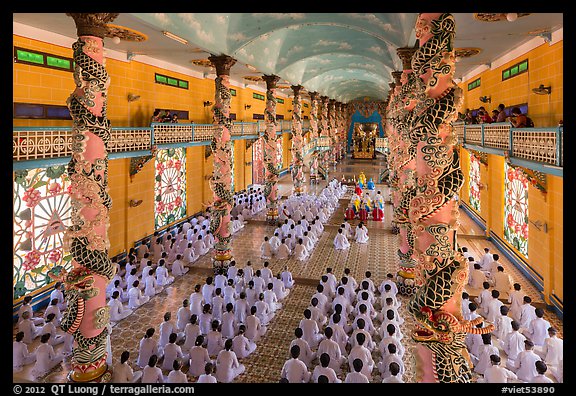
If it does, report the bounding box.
[155,147,187,229]
[504,162,529,257]
[13,166,73,300]
[469,152,481,212]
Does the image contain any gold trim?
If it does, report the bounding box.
[69,364,107,382]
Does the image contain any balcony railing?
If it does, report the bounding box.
[13,120,310,166]
[453,121,563,168]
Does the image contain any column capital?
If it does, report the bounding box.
[397,46,418,70]
[291,84,303,96]
[309,91,319,101]
[208,54,237,76]
[263,74,281,89]
[391,71,403,86]
[67,13,119,38]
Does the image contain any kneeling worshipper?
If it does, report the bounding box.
[334,228,350,250]
[354,222,369,243]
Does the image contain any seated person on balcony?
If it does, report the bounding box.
[496,103,508,122]
[491,109,500,123]
[510,107,530,128]
[478,107,492,123]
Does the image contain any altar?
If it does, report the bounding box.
[352,122,378,159]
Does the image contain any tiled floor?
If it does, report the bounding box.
[13,155,562,383]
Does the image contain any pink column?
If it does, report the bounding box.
[262,74,281,223]
[328,99,337,167]
[290,85,305,193]
[308,92,320,181]
[319,96,330,179]
[406,13,493,383]
[208,54,237,271]
[61,13,118,383]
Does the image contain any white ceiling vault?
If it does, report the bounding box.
[13,12,563,103]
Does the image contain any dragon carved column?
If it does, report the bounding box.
[394,48,420,297]
[290,84,305,193]
[406,13,494,383]
[60,13,118,383]
[262,74,281,223]
[319,95,330,179]
[386,80,401,235]
[208,54,237,273]
[308,92,320,180]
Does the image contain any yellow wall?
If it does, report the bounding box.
[458,39,563,127]
[458,147,563,304]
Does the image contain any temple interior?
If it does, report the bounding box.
[13,13,563,384]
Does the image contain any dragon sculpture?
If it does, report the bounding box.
[308,92,320,181]
[59,13,118,382]
[404,13,495,382]
[208,55,237,272]
[290,85,305,193]
[262,75,281,222]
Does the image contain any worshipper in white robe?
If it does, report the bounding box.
[231,217,244,234]
[43,299,62,327]
[137,328,160,368]
[475,282,493,317]
[159,312,180,355]
[254,293,274,326]
[492,265,513,297]
[344,358,370,383]
[312,353,342,383]
[537,327,563,367]
[482,354,518,383]
[188,336,213,378]
[162,333,188,371]
[379,273,399,296]
[333,228,350,250]
[293,239,310,261]
[474,333,500,375]
[469,263,487,291]
[18,311,42,344]
[276,239,291,259]
[108,291,133,323]
[174,299,192,334]
[233,292,250,326]
[156,260,174,287]
[197,363,218,383]
[171,255,189,277]
[378,343,405,380]
[272,274,290,301]
[109,279,129,304]
[479,247,494,273]
[112,350,143,383]
[193,235,209,256]
[188,284,204,318]
[379,323,406,359]
[525,308,551,347]
[503,320,527,370]
[17,295,44,326]
[519,296,538,331]
[245,305,267,342]
[182,243,198,265]
[181,314,201,352]
[302,232,314,252]
[485,289,504,324]
[299,309,324,350]
[349,318,376,352]
[507,283,524,322]
[211,289,225,323]
[151,238,164,263]
[30,333,64,378]
[232,325,257,359]
[206,320,225,358]
[137,242,150,260]
[204,231,215,251]
[269,232,281,254]
[141,355,164,384]
[317,327,346,375]
[13,331,36,373]
[532,361,554,383]
[215,339,245,383]
[198,304,214,337]
[49,282,67,311]
[144,268,163,297]
[513,340,540,382]
[167,360,188,383]
[220,303,236,341]
[494,305,514,344]
[281,345,311,383]
[281,266,295,289]
[289,328,316,369]
[347,332,374,380]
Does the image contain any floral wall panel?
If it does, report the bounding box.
[155,147,187,229]
[504,162,529,257]
[13,166,72,300]
[469,152,481,212]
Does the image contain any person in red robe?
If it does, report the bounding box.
[359,207,368,222]
[372,207,383,222]
[345,205,356,220]
[355,184,363,197]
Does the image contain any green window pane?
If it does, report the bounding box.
[503,70,510,80]
[511,66,518,75]
[17,50,44,65]
[46,56,71,70]
[230,88,237,96]
[156,75,167,83]
[519,61,527,72]
[178,80,188,89]
[167,78,177,86]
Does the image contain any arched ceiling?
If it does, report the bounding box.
[13,12,564,104]
[130,13,418,102]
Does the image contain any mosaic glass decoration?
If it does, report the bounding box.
[13,166,73,299]
[469,152,481,212]
[231,140,235,192]
[154,147,187,229]
[276,139,283,170]
[504,162,529,257]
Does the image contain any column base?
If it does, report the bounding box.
[68,362,111,383]
[397,269,416,296]
[212,252,233,274]
[266,208,278,225]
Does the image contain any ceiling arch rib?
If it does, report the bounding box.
[305,71,390,102]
